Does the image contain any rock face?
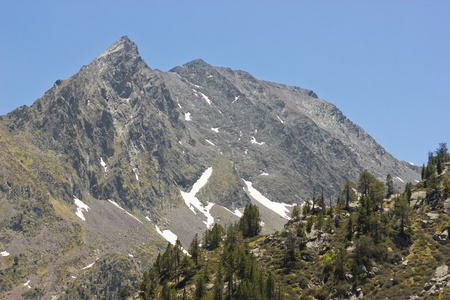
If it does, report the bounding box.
[0,36,420,298]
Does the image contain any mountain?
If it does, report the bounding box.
[0,36,419,299]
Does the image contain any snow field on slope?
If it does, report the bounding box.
[155,225,189,255]
[74,197,90,221]
[100,157,107,173]
[180,167,215,228]
[108,200,143,224]
[242,180,292,219]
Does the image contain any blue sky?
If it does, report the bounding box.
[0,0,448,166]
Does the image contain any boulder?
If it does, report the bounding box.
[426,212,440,220]
[358,265,368,278]
[410,191,426,202]
[444,198,450,212]
[433,229,449,245]
[345,273,354,283]
[435,265,448,278]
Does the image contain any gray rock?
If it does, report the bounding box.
[435,265,448,278]
[410,191,426,201]
[426,213,440,220]
[433,229,449,245]
[251,248,261,257]
[444,198,450,212]
[358,265,368,277]
[301,253,315,262]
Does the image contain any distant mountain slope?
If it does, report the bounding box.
[0,36,419,299]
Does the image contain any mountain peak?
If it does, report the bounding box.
[95,36,140,60]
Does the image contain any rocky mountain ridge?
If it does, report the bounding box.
[0,36,419,299]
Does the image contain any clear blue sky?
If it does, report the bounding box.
[1,0,448,166]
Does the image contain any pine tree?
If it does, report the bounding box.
[239,204,261,237]
[321,186,326,215]
[346,214,354,241]
[385,174,394,198]
[357,171,373,196]
[394,194,412,245]
[303,198,311,215]
[316,212,324,230]
[195,275,205,299]
[341,180,356,211]
[189,233,200,266]
[334,248,346,280]
[291,204,300,219]
[180,255,195,280]
[266,272,275,300]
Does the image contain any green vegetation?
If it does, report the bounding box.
[136,143,450,300]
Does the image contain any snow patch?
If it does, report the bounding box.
[242,179,292,219]
[220,206,243,218]
[128,254,134,258]
[108,200,143,224]
[145,216,151,222]
[180,168,215,228]
[100,157,107,173]
[1,251,10,257]
[155,226,189,254]
[83,261,95,270]
[232,96,240,104]
[259,172,269,176]
[199,91,212,105]
[211,127,219,133]
[71,276,77,279]
[178,103,182,109]
[74,197,90,221]
[205,139,215,146]
[193,89,212,105]
[395,176,405,183]
[133,168,139,181]
[409,162,415,166]
[251,136,265,145]
[24,280,31,288]
[185,112,191,121]
[276,115,284,124]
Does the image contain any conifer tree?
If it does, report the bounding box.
[341,180,356,211]
[189,233,200,266]
[291,204,300,219]
[239,204,261,237]
[385,174,394,198]
[303,198,311,215]
[195,275,205,299]
[266,272,275,300]
[394,195,412,236]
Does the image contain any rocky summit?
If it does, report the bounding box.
[0,36,419,299]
